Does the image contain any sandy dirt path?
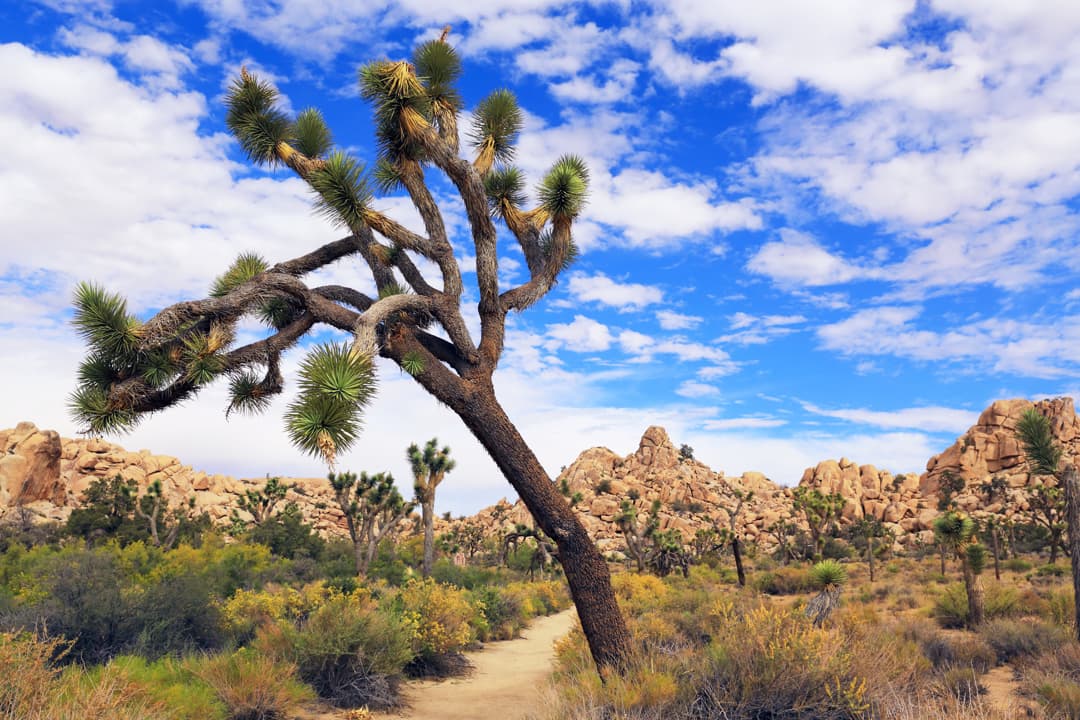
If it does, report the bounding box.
[376,607,577,720]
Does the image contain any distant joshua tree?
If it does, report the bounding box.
[329,470,413,576]
[934,511,986,627]
[408,438,455,578]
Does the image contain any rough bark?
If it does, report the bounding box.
[732,537,746,587]
[422,496,436,578]
[452,382,631,670]
[962,559,984,627]
[1063,464,1080,641]
[867,535,876,583]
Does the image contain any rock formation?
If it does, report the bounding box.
[0,397,1076,558]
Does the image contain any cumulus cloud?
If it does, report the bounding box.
[565,272,663,310]
[656,310,702,330]
[545,315,615,352]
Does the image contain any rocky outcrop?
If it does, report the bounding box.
[0,423,352,537]
[1,396,1076,555]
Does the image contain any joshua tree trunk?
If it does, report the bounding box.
[422,496,436,577]
[1063,464,1080,641]
[867,535,876,583]
[939,545,947,576]
[448,379,631,669]
[990,528,1001,581]
[731,536,746,587]
[961,558,984,627]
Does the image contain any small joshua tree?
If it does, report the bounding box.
[329,470,413,575]
[805,559,847,627]
[849,516,892,583]
[235,475,290,527]
[615,498,660,573]
[1017,405,1080,640]
[407,438,455,578]
[648,529,690,578]
[134,479,196,549]
[714,488,753,586]
[792,487,844,561]
[934,511,985,627]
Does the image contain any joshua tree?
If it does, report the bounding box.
[648,529,690,578]
[849,516,892,583]
[235,475,290,526]
[67,34,630,669]
[805,559,847,627]
[329,470,413,575]
[408,438,455,577]
[1017,406,1080,640]
[714,488,753,586]
[134,479,196,549]
[615,499,660,573]
[791,487,844,560]
[934,511,986,627]
[1025,483,1067,563]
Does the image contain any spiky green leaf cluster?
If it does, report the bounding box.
[413,40,463,112]
[286,344,376,464]
[373,158,405,194]
[538,155,589,218]
[359,60,431,161]
[72,282,141,360]
[291,108,333,158]
[180,332,227,385]
[401,351,425,376]
[469,89,522,162]
[484,166,527,216]
[1017,408,1062,476]
[297,343,376,405]
[211,252,269,298]
[540,229,580,273]
[811,559,848,589]
[966,543,988,575]
[227,371,274,417]
[257,296,301,330]
[933,511,976,546]
[68,385,139,435]
[378,282,408,299]
[140,350,179,387]
[308,151,372,230]
[225,71,291,166]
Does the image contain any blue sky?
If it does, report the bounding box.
[1,0,1078,515]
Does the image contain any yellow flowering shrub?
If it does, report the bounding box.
[397,578,476,657]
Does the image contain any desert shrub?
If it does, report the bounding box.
[0,632,170,720]
[257,591,410,709]
[934,582,1023,629]
[920,633,995,673]
[613,572,670,613]
[220,583,326,645]
[1048,588,1077,629]
[430,559,503,589]
[470,586,521,641]
[750,566,814,595]
[190,649,312,720]
[397,578,476,674]
[939,667,984,703]
[692,603,864,717]
[104,655,224,720]
[1039,564,1069,577]
[127,570,224,658]
[0,631,61,717]
[1003,557,1033,572]
[980,618,1068,663]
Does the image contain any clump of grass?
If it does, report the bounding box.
[189,650,312,720]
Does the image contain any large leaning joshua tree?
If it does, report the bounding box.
[67,32,631,671]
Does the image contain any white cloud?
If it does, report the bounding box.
[545,315,614,352]
[702,417,787,430]
[818,306,1080,379]
[58,25,196,90]
[617,329,655,354]
[656,310,702,330]
[565,272,663,311]
[719,311,807,345]
[747,229,870,287]
[800,402,978,433]
[676,380,720,398]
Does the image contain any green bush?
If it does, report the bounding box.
[1038,563,1069,577]
[127,570,224,658]
[750,566,814,595]
[1003,557,1033,572]
[933,582,1019,629]
[920,633,995,673]
[470,586,523,641]
[980,618,1068,663]
[940,666,983,703]
[105,656,224,720]
[257,591,411,710]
